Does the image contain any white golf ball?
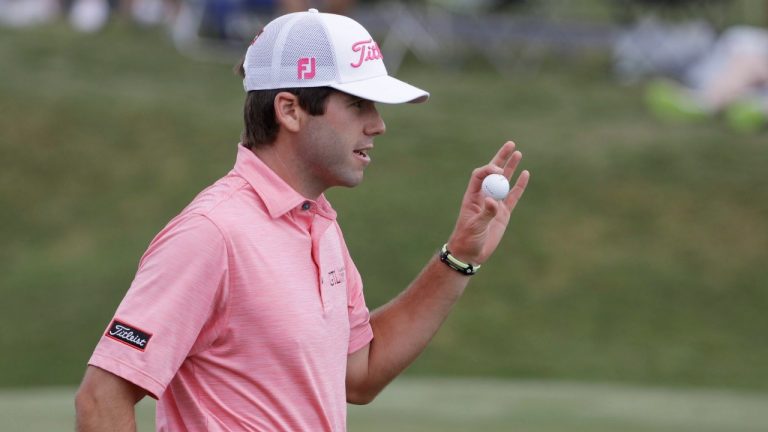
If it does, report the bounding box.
[481,174,510,200]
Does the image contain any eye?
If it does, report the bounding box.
[350,99,365,109]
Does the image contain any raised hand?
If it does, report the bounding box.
[446,141,530,264]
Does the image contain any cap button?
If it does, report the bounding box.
[308,8,318,13]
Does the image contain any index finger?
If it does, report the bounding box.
[490,141,517,169]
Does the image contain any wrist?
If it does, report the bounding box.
[445,238,478,265]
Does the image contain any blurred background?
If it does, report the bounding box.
[1,0,767,430]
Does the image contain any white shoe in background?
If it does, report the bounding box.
[0,0,60,28]
[131,0,166,26]
[69,0,109,33]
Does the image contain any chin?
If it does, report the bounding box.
[337,173,365,189]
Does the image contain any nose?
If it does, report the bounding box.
[365,105,386,137]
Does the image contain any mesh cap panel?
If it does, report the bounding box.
[244,14,291,90]
[279,16,337,86]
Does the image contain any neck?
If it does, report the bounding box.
[250,143,324,200]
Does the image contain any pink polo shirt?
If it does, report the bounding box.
[89,144,374,431]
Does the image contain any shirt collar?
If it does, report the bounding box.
[233,144,337,220]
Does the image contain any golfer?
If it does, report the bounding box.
[75,8,529,431]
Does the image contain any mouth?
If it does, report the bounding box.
[353,147,372,163]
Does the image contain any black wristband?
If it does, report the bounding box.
[439,244,480,276]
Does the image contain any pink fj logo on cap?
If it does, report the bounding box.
[350,39,383,68]
[297,57,316,79]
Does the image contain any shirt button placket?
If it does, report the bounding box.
[300,201,324,310]
[310,216,334,315]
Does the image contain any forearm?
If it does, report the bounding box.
[75,397,138,432]
[75,366,144,432]
[363,253,471,393]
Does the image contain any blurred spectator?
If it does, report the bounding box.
[128,0,181,27]
[613,16,716,84]
[644,25,768,133]
[0,0,354,36]
[191,0,356,41]
[0,0,180,32]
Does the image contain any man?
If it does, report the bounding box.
[75,8,529,431]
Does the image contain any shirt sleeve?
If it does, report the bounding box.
[336,225,373,354]
[88,213,229,399]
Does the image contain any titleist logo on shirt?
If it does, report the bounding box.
[106,320,152,351]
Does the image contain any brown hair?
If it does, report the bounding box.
[235,59,335,149]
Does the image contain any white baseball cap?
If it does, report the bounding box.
[243,9,429,104]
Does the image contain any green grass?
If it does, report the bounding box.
[3,379,768,431]
[1,22,767,391]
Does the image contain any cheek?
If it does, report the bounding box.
[320,124,342,148]
[303,125,346,166]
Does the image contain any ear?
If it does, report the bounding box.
[274,92,303,133]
